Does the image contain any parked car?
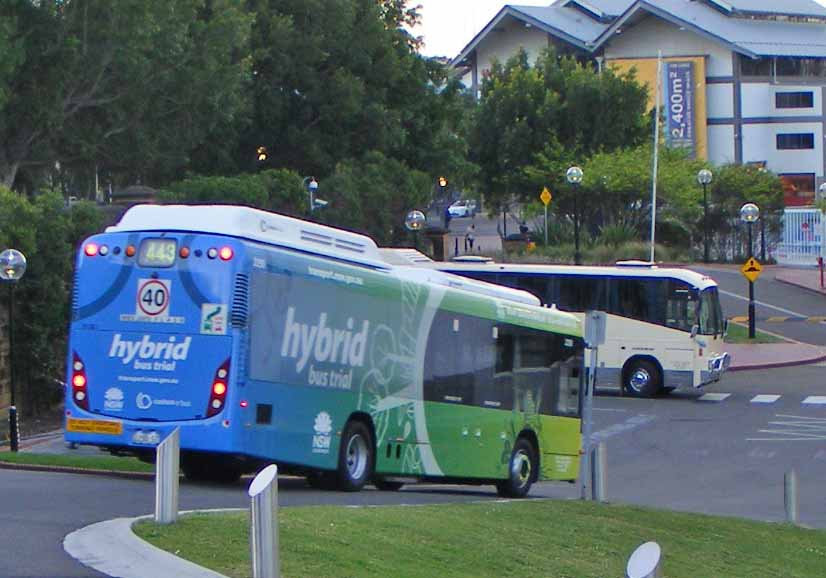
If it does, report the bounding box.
[448,199,477,217]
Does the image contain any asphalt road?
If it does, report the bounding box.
[6,361,826,577]
[693,265,826,345]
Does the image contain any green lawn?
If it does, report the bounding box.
[134,500,826,578]
[724,322,785,344]
[0,451,154,472]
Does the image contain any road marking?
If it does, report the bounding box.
[747,414,826,441]
[718,289,812,318]
[803,396,826,405]
[697,392,731,402]
[592,414,655,443]
[751,394,781,404]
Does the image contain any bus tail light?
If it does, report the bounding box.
[84,243,99,257]
[71,352,89,410]
[207,359,230,417]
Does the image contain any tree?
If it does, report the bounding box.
[471,48,649,211]
[244,0,469,186]
[322,151,430,245]
[0,187,103,415]
[0,0,252,192]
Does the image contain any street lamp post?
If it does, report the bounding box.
[740,203,760,339]
[405,210,426,252]
[566,166,584,265]
[697,169,713,263]
[303,177,319,213]
[0,249,27,452]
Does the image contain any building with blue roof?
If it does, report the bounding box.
[453,0,826,207]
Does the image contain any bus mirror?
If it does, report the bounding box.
[690,324,699,339]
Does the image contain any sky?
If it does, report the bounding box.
[411,0,549,58]
[412,0,826,58]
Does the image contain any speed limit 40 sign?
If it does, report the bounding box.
[136,279,171,317]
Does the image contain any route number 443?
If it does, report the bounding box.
[137,279,171,317]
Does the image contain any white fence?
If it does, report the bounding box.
[776,208,825,266]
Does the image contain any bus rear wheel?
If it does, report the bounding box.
[496,438,537,498]
[623,359,661,398]
[335,420,374,492]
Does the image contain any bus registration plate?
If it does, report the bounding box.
[66,418,123,436]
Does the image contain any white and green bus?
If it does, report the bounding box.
[65,205,584,496]
[394,256,729,398]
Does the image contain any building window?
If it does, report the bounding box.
[741,56,771,76]
[776,92,814,109]
[780,174,815,207]
[775,57,826,78]
[776,133,815,150]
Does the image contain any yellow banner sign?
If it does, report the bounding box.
[741,257,762,283]
[66,418,123,436]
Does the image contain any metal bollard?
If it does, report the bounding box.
[785,469,799,525]
[627,541,662,578]
[249,464,280,578]
[590,441,607,503]
[8,406,19,452]
[154,428,180,525]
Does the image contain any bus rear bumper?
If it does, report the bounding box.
[64,412,238,455]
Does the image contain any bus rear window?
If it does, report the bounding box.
[138,239,177,268]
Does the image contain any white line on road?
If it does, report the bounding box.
[751,394,781,404]
[718,289,812,318]
[803,396,826,405]
[592,414,656,442]
[698,392,731,402]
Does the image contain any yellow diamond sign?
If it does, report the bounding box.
[540,187,552,206]
[741,257,762,283]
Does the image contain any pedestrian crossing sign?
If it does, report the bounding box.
[741,257,762,282]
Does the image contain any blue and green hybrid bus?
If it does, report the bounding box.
[65,205,585,495]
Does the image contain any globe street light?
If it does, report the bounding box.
[405,210,426,251]
[0,249,26,452]
[566,166,584,265]
[303,177,325,213]
[740,202,760,339]
[697,169,713,263]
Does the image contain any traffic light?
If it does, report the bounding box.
[256,146,268,162]
[438,176,447,188]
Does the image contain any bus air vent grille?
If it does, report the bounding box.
[71,269,80,318]
[299,229,368,254]
[231,274,250,327]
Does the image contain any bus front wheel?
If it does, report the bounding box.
[335,420,374,492]
[622,359,661,398]
[496,437,537,498]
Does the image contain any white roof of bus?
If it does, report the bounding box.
[430,261,719,291]
[108,204,389,269]
[106,205,546,307]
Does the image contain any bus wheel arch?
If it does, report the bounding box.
[334,413,376,492]
[622,356,662,398]
[496,432,538,498]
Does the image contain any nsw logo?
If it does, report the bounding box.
[104,387,124,411]
[312,411,333,454]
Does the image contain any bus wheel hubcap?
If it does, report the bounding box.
[630,368,650,391]
[346,434,368,480]
[512,450,531,487]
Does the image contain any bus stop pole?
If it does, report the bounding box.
[581,311,606,500]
